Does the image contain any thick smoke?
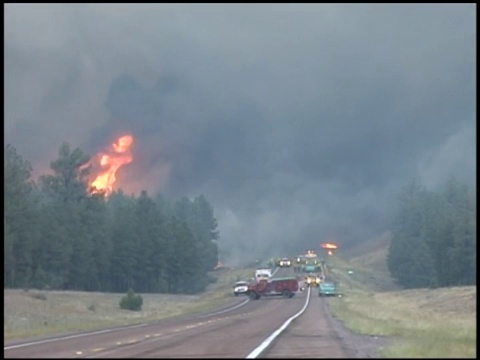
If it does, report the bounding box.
[5,4,476,265]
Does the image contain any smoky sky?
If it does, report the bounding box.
[5,4,476,264]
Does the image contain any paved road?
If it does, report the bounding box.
[4,266,352,358]
[262,292,351,358]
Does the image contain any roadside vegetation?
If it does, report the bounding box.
[325,251,476,358]
[5,143,475,357]
[4,267,255,341]
[387,178,475,289]
[5,143,220,295]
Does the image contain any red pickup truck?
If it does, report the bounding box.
[247,276,299,300]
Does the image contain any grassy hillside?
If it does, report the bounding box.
[4,267,255,341]
[330,231,400,292]
[325,235,476,358]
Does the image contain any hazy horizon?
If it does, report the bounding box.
[5,4,475,265]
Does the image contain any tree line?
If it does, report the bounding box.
[387,177,476,289]
[4,143,219,294]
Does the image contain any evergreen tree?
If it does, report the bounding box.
[133,191,167,292]
[32,200,70,289]
[40,142,91,204]
[4,144,37,287]
[443,177,476,285]
[85,193,113,291]
[388,177,476,289]
[173,195,219,273]
[109,193,137,292]
[4,141,225,295]
[4,217,15,286]
[167,217,204,294]
[39,142,91,289]
[192,195,219,272]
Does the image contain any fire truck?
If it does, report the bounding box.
[247,276,299,300]
[303,250,321,273]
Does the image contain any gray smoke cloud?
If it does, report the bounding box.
[5,4,476,265]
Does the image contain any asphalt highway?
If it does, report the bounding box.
[5,267,351,358]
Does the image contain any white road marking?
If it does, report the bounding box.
[4,324,147,350]
[5,294,248,351]
[196,297,250,318]
[5,267,278,352]
[245,286,311,359]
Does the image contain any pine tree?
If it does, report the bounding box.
[109,193,137,292]
[4,144,37,287]
[39,142,91,289]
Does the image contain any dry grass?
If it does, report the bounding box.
[329,286,476,358]
[4,267,255,341]
[326,241,477,358]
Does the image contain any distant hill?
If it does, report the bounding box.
[342,231,392,260]
[335,231,401,292]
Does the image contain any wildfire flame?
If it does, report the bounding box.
[321,243,338,249]
[89,135,134,196]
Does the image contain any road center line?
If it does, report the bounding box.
[5,267,278,352]
[245,286,311,359]
[4,324,147,350]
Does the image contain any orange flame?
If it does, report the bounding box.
[89,135,134,196]
[321,243,338,249]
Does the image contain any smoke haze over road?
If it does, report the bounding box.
[5,4,475,263]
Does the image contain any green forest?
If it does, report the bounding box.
[4,143,476,294]
[4,143,219,294]
[387,178,476,289]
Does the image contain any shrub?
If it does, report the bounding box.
[30,292,48,301]
[119,288,143,311]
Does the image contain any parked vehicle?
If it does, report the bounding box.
[305,274,321,287]
[318,281,337,296]
[278,257,292,267]
[294,255,305,273]
[247,276,299,300]
[233,281,250,296]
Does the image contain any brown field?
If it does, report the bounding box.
[4,238,477,358]
[326,235,477,358]
[4,267,254,341]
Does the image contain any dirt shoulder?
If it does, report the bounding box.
[323,297,392,358]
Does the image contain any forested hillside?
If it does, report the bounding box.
[4,143,219,294]
[4,143,475,294]
[387,178,476,288]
